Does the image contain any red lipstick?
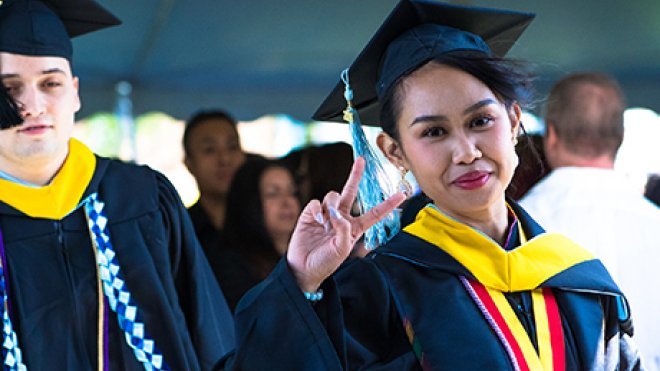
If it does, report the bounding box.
[453,170,491,190]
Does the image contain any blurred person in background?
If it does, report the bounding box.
[183,110,252,257]
[214,159,301,311]
[521,72,660,369]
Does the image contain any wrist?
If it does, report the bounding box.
[287,262,323,293]
[303,289,324,303]
[298,280,322,294]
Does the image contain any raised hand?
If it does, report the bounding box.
[286,157,406,293]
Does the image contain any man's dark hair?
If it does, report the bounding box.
[182,109,238,156]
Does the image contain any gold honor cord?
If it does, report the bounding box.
[85,210,105,371]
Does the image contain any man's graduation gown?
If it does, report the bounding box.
[0,139,343,370]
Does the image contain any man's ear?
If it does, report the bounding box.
[376,132,407,169]
[72,76,81,113]
[544,121,558,152]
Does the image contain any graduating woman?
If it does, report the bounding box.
[279,0,644,369]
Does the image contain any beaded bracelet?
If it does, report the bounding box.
[304,289,324,302]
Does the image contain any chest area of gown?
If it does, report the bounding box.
[0,206,169,316]
[383,265,520,369]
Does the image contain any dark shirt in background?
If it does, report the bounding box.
[187,202,260,312]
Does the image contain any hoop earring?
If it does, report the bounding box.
[398,167,413,198]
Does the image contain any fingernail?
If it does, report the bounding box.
[314,212,324,225]
[328,207,343,220]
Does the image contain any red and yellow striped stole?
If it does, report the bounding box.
[461,278,565,371]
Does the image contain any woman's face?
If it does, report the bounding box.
[379,62,521,220]
[260,166,301,254]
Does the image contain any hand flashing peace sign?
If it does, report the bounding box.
[286,157,406,293]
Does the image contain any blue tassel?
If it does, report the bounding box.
[341,69,400,249]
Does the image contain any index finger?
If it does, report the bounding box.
[354,191,406,235]
[338,156,365,211]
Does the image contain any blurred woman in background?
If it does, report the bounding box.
[211,159,301,311]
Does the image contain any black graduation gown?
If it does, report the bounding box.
[0,157,234,370]
[0,156,345,371]
[187,202,261,312]
[327,202,641,370]
[187,201,223,260]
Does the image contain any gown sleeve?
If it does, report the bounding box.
[334,257,420,370]
[217,259,345,370]
[223,253,421,370]
[217,256,419,370]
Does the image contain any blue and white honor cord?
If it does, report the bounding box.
[85,193,168,371]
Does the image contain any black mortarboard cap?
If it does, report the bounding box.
[0,0,120,129]
[312,0,534,126]
[0,0,121,61]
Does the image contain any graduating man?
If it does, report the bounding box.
[0,0,403,369]
[0,0,238,369]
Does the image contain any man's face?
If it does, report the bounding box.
[0,52,80,167]
[184,118,247,198]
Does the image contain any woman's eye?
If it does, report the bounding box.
[422,126,445,137]
[263,190,280,199]
[470,115,493,128]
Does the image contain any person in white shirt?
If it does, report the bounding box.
[521,72,660,370]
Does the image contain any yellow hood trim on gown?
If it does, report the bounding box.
[0,138,96,220]
[403,205,595,292]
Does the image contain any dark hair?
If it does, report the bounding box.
[221,158,298,277]
[507,131,549,200]
[545,72,625,158]
[1,87,23,129]
[280,142,353,204]
[182,109,238,156]
[645,174,660,208]
[380,51,535,140]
